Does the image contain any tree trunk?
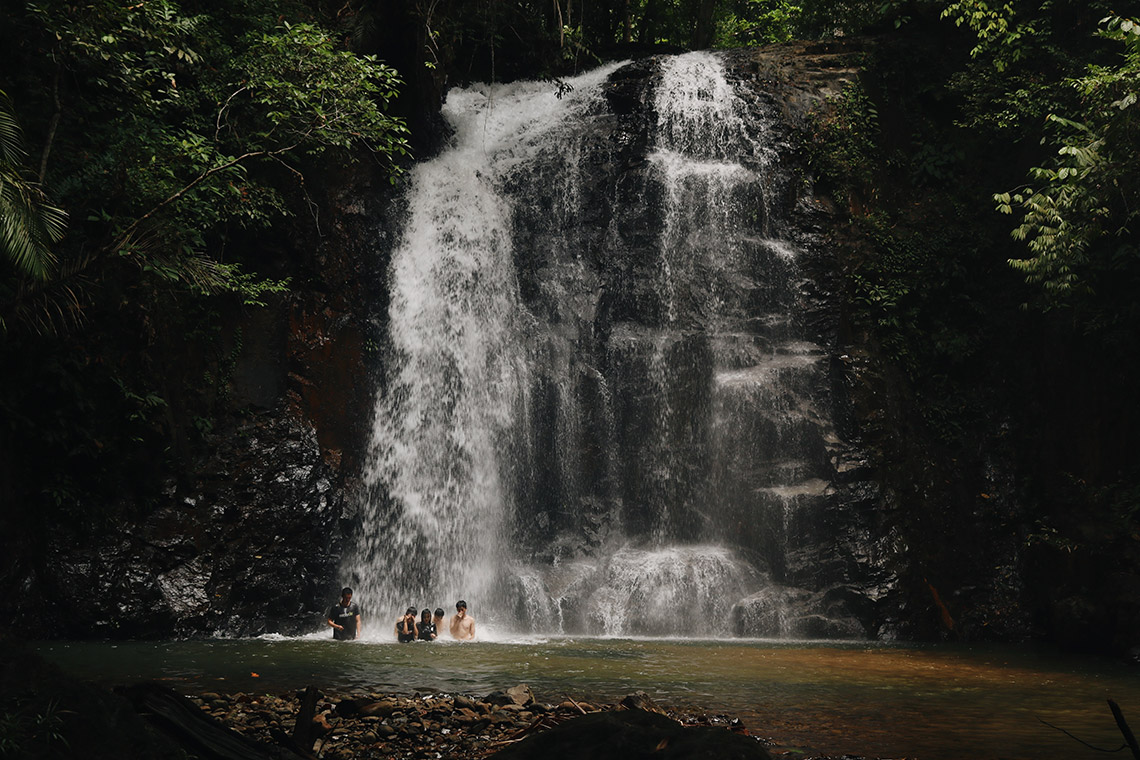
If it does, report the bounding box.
[639,0,660,44]
[38,66,62,184]
[691,0,717,48]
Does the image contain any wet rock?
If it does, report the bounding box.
[15,410,352,639]
[361,699,399,717]
[619,692,664,715]
[506,684,535,706]
[312,713,333,738]
[733,584,866,639]
[488,708,772,760]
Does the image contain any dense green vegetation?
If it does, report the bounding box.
[0,0,409,524]
[794,0,1140,644]
[2,0,1140,647]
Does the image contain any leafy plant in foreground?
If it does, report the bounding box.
[995,16,1140,323]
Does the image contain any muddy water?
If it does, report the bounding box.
[35,636,1139,759]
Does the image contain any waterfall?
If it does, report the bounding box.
[349,52,871,639]
[348,62,626,625]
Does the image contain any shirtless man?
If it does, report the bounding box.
[449,600,475,640]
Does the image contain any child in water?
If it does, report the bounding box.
[395,607,418,642]
[417,608,437,641]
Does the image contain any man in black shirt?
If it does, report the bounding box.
[327,587,361,640]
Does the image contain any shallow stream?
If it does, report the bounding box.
[35,636,1140,759]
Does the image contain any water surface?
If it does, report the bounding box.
[35,636,1139,759]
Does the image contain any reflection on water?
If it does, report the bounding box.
[34,637,1139,760]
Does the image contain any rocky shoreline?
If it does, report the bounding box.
[176,685,792,759]
[0,638,868,760]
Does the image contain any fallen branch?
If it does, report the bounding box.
[1110,699,1140,760]
[1038,715,1124,753]
[506,714,551,741]
[565,695,588,714]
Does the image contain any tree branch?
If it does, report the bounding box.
[214,86,248,142]
[109,137,307,254]
[1110,699,1140,760]
[38,65,62,183]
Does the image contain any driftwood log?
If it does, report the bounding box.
[123,682,307,760]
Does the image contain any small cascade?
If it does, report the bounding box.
[349,51,879,638]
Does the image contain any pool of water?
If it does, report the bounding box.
[35,635,1140,759]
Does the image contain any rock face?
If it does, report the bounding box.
[2,147,391,638]
[22,413,349,638]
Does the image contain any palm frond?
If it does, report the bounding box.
[0,165,66,279]
[0,249,94,337]
[0,90,28,167]
[0,91,67,281]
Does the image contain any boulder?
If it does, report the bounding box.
[486,684,534,707]
[488,708,772,760]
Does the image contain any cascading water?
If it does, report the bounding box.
[349,62,627,624]
[349,51,879,638]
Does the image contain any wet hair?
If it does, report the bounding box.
[434,608,445,617]
[341,587,353,597]
[406,607,417,616]
[421,609,432,620]
[456,600,467,610]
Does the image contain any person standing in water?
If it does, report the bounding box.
[327,588,361,640]
[449,600,475,640]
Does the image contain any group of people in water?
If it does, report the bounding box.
[326,588,476,642]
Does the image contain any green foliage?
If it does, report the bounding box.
[792,0,914,38]
[804,52,1009,445]
[238,23,410,158]
[849,212,987,383]
[0,698,68,759]
[0,91,66,287]
[996,16,1140,320]
[0,0,410,522]
[716,0,800,46]
[804,82,880,205]
[14,2,408,312]
[948,64,1068,137]
[1026,471,1140,553]
[940,0,1037,71]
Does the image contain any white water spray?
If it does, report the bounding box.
[348,53,863,639]
[348,64,626,629]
